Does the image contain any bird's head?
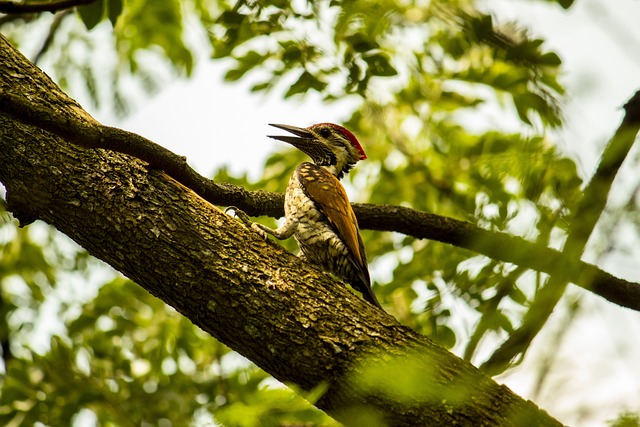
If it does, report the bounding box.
[268,123,366,179]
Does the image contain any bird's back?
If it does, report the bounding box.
[284,163,381,308]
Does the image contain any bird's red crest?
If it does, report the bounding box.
[309,123,367,160]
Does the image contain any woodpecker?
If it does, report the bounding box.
[232,123,383,310]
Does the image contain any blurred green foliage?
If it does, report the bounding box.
[2,0,194,115]
[2,0,633,425]
[610,412,640,427]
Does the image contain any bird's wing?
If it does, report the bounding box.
[296,163,370,284]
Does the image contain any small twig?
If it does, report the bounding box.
[34,9,72,64]
[463,265,528,362]
[0,289,13,369]
[0,0,97,14]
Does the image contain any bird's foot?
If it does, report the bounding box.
[224,206,249,223]
[225,206,269,240]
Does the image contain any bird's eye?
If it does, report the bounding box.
[319,128,331,137]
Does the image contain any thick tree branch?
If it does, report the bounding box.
[0,89,283,221]
[0,34,563,425]
[1,82,639,313]
[0,0,96,14]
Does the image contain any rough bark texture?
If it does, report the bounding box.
[0,34,562,426]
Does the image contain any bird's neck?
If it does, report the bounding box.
[321,162,354,180]
[319,156,353,179]
[322,164,341,178]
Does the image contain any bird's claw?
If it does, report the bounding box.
[225,206,269,240]
[251,224,269,240]
[225,206,253,227]
[225,206,250,223]
[224,206,245,218]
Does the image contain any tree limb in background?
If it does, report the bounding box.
[0,0,96,14]
[0,12,35,25]
[0,289,14,367]
[2,78,639,312]
[33,9,72,64]
[481,90,640,375]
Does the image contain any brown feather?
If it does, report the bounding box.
[295,163,370,285]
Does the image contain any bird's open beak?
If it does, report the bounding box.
[267,123,313,147]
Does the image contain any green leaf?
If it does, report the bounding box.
[217,10,246,27]
[77,0,106,30]
[437,91,484,111]
[538,51,562,66]
[546,0,574,9]
[282,44,302,62]
[345,32,378,53]
[284,71,326,97]
[250,81,273,92]
[467,13,494,41]
[434,324,457,348]
[107,0,124,26]
[363,53,397,76]
[238,50,264,66]
[224,67,248,82]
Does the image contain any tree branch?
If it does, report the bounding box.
[481,90,640,374]
[0,289,14,368]
[352,202,640,310]
[34,9,72,64]
[0,0,96,14]
[0,12,34,25]
[0,34,563,425]
[1,81,639,313]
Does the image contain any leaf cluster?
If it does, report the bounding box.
[1,0,195,116]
